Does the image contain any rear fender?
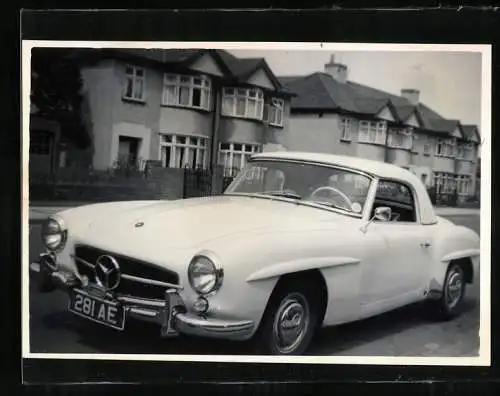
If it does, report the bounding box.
[427,224,480,298]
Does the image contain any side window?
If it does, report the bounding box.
[373,180,417,223]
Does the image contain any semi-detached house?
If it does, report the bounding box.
[72,48,293,176]
[275,55,481,202]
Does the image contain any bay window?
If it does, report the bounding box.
[388,128,413,149]
[162,74,211,110]
[123,65,145,101]
[159,134,208,169]
[456,175,472,195]
[433,172,456,194]
[264,98,285,127]
[464,143,475,160]
[435,138,457,157]
[358,120,387,145]
[222,87,264,120]
[218,142,261,176]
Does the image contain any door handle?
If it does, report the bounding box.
[420,242,431,248]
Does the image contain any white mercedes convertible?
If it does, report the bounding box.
[31,152,480,355]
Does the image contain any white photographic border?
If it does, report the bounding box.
[21,40,492,366]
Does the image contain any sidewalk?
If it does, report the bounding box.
[434,207,480,217]
[27,201,480,223]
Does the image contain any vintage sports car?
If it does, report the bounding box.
[30,152,480,355]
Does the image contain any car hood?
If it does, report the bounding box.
[67,195,358,250]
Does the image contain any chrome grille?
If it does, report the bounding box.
[73,244,180,300]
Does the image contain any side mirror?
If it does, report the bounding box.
[360,206,392,234]
[374,206,392,222]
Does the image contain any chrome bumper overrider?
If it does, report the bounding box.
[30,254,255,341]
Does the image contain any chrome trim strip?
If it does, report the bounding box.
[121,273,183,290]
[71,254,95,268]
[118,295,166,307]
[129,307,159,317]
[174,313,255,336]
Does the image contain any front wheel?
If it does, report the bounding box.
[252,279,321,355]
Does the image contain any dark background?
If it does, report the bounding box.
[2,5,499,395]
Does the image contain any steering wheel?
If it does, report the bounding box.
[309,186,354,210]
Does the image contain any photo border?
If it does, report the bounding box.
[21,40,492,366]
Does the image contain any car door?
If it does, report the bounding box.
[360,179,429,315]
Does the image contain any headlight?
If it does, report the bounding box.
[188,252,223,295]
[41,216,67,252]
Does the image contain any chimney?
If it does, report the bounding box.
[401,88,420,106]
[324,54,348,84]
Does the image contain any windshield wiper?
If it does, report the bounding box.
[310,200,352,212]
[264,191,303,200]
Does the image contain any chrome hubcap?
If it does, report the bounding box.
[446,270,463,308]
[273,293,310,354]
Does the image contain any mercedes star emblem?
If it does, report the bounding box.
[95,255,121,290]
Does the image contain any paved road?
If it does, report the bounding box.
[27,215,480,356]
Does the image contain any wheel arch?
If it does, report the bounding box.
[262,268,329,328]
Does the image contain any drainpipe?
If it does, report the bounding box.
[210,82,222,194]
[383,122,389,163]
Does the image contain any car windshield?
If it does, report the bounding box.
[224,159,373,215]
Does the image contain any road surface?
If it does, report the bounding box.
[27,215,480,356]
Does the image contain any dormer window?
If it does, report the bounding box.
[123,65,145,102]
[221,87,264,121]
[162,74,211,111]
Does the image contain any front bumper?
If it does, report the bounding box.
[30,254,255,341]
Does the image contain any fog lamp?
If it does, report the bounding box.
[193,296,209,314]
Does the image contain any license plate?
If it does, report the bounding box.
[69,289,125,331]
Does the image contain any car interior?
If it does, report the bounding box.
[371,180,417,223]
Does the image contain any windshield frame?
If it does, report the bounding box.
[223,157,376,219]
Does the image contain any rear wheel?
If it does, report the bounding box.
[431,262,467,320]
[252,278,321,355]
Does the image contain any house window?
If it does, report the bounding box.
[435,139,444,156]
[221,87,264,121]
[433,172,456,194]
[159,134,208,169]
[464,143,475,161]
[388,128,413,150]
[123,65,145,101]
[264,98,285,127]
[423,136,432,155]
[162,74,211,111]
[358,120,386,145]
[218,142,261,176]
[339,117,352,141]
[446,138,456,157]
[435,138,456,157]
[457,143,465,160]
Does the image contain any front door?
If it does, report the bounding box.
[360,179,429,315]
[118,136,140,167]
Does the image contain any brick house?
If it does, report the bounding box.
[71,48,293,176]
[276,55,481,203]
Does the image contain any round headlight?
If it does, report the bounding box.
[188,253,223,295]
[41,216,67,252]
